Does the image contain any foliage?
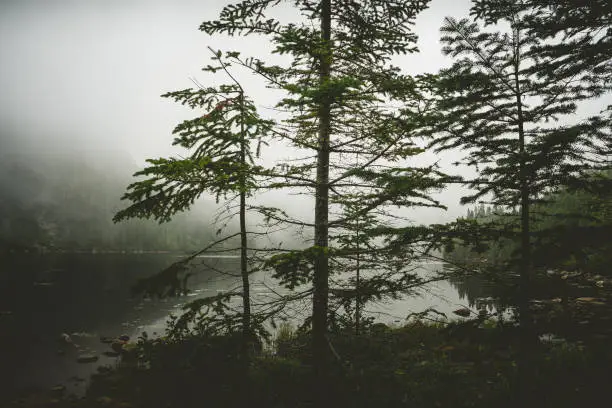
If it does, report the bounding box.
[113,47,278,368]
[113,62,272,224]
[197,2,454,371]
[472,0,612,93]
[446,170,612,271]
[20,320,612,408]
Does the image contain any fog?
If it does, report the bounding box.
[1,0,609,231]
[0,3,610,402]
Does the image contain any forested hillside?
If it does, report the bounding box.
[0,150,216,252]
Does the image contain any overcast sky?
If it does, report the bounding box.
[0,0,470,156]
[0,0,608,225]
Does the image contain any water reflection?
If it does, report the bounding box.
[0,254,474,401]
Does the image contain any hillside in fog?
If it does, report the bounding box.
[0,148,217,252]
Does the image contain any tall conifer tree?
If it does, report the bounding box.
[198,0,444,380]
[430,2,610,402]
[114,50,273,366]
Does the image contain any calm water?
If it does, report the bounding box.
[0,254,470,400]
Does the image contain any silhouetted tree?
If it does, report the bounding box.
[198,0,445,386]
[114,49,273,367]
[430,3,610,403]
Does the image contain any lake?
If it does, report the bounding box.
[0,253,470,401]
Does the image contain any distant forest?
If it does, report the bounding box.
[0,150,216,252]
[445,170,612,275]
[445,170,612,310]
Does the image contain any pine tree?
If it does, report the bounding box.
[430,3,610,402]
[470,0,612,188]
[472,0,612,91]
[113,49,273,366]
[198,0,444,382]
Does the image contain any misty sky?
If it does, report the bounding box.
[1,0,609,224]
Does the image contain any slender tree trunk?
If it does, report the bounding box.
[355,218,361,336]
[312,0,332,378]
[513,29,533,405]
[238,92,251,368]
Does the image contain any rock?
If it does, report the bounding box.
[97,365,112,374]
[540,334,566,344]
[49,385,65,396]
[103,350,120,357]
[60,333,73,344]
[71,332,96,338]
[118,334,130,342]
[453,308,471,318]
[111,340,126,353]
[76,354,99,363]
[576,297,606,306]
[100,336,114,344]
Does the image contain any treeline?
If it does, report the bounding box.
[446,170,612,275]
[0,151,216,252]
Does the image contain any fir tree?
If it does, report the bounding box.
[114,49,273,366]
[198,0,446,382]
[430,2,610,403]
[472,0,612,91]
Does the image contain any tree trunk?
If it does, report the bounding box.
[238,92,251,368]
[312,0,332,379]
[355,218,361,336]
[514,29,533,404]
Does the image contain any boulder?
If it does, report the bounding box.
[576,297,606,306]
[76,354,99,363]
[60,333,73,344]
[111,340,126,353]
[100,336,114,344]
[49,385,66,397]
[71,332,96,339]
